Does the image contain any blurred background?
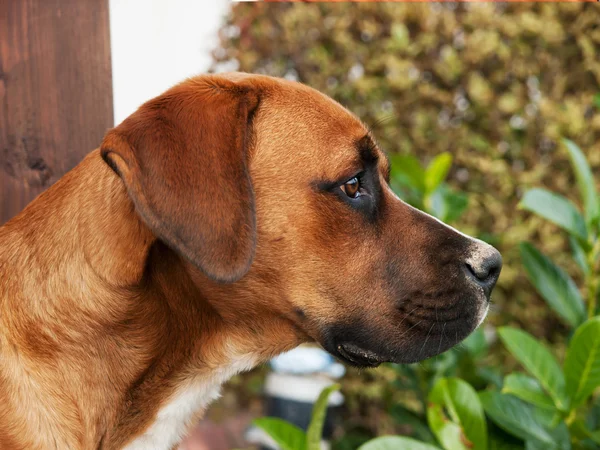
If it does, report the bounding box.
[2,2,599,449]
[207,4,600,449]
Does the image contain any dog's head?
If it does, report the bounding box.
[101,73,501,367]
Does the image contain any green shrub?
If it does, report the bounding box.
[254,384,341,450]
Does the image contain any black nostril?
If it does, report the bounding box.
[464,250,502,288]
[465,262,483,280]
[466,261,494,282]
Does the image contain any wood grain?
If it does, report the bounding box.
[0,0,113,224]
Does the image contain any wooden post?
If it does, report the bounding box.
[0,0,113,224]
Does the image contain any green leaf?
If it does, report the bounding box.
[488,426,525,450]
[427,185,469,223]
[390,405,436,443]
[524,440,546,450]
[498,327,567,410]
[564,139,599,226]
[306,383,340,450]
[391,23,410,48]
[391,363,420,391]
[358,436,442,450]
[546,422,571,450]
[390,176,424,209]
[462,328,489,357]
[488,437,524,450]
[525,417,570,450]
[428,378,488,450]
[519,188,587,241]
[476,369,504,391]
[531,405,562,429]
[502,373,556,411]
[525,425,571,450]
[390,154,426,192]
[570,418,600,445]
[570,235,590,276]
[425,152,453,194]
[519,243,586,328]
[479,392,555,445]
[489,438,524,450]
[442,190,469,223]
[564,317,600,409]
[426,351,459,386]
[586,396,600,432]
[427,402,469,450]
[253,418,307,450]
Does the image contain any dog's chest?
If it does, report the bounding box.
[122,354,258,450]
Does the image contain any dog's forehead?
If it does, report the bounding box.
[250,78,376,177]
[270,79,363,128]
[218,72,368,140]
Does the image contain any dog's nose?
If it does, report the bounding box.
[464,241,502,295]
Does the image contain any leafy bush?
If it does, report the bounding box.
[255,383,443,450]
[483,318,600,449]
[255,384,341,450]
[389,151,467,223]
[476,139,600,449]
[520,139,599,322]
[259,324,600,449]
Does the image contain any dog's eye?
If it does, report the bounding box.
[341,177,360,198]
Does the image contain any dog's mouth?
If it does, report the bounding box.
[334,342,385,368]
[321,307,484,368]
[318,297,488,368]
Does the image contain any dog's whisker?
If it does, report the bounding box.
[418,323,436,358]
[397,306,419,329]
[438,322,447,354]
[398,319,423,339]
[488,303,500,314]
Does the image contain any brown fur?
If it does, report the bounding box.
[0,73,500,449]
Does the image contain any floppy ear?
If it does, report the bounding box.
[100,76,259,282]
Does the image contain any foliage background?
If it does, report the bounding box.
[210,2,600,442]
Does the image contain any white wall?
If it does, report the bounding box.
[109,0,231,125]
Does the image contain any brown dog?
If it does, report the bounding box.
[0,73,501,449]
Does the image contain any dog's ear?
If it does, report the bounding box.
[100,76,259,282]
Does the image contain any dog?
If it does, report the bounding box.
[0,73,501,449]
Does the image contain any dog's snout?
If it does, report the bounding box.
[464,242,502,294]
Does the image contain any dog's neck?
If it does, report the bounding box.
[1,150,302,449]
